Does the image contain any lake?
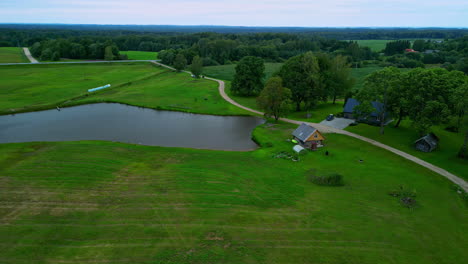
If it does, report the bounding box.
[0,103,264,151]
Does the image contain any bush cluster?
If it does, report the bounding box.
[308,170,344,186]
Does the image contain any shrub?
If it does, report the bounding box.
[308,170,344,186]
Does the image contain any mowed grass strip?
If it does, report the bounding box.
[0,62,248,116]
[0,123,466,263]
[0,47,29,63]
[120,51,159,60]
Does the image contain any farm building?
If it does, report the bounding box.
[414,133,439,152]
[343,98,390,126]
[405,48,417,53]
[292,123,325,150]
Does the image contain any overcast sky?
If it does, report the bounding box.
[1,0,467,27]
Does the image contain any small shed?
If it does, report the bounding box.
[414,133,439,152]
[292,123,325,150]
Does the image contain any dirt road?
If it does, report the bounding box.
[22,47,38,63]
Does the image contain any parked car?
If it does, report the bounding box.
[326,114,334,121]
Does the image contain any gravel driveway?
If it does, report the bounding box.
[320,118,355,129]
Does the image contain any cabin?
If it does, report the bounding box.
[292,123,325,150]
[343,98,390,126]
[414,133,439,152]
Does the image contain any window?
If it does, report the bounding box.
[314,134,318,138]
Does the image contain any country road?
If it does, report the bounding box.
[150,62,468,192]
[22,47,38,63]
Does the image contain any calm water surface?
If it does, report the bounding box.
[0,103,264,151]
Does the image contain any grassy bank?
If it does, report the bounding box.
[346,119,468,180]
[0,122,466,263]
[0,62,248,116]
[0,47,29,63]
[120,51,158,60]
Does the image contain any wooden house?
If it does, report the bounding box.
[414,133,439,152]
[292,123,325,150]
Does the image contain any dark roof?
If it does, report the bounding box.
[415,133,439,150]
[343,98,384,117]
[292,123,317,142]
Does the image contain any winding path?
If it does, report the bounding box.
[151,61,468,192]
[22,47,38,63]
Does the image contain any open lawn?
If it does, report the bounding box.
[120,51,158,60]
[203,63,283,82]
[0,47,29,63]
[0,62,247,116]
[354,40,391,52]
[346,119,468,180]
[0,122,466,264]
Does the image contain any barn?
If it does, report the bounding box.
[292,123,325,150]
[414,133,439,152]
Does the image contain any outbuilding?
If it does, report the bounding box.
[414,133,439,152]
[292,123,325,150]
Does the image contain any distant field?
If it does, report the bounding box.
[0,62,247,116]
[203,63,283,81]
[0,47,29,63]
[350,66,384,91]
[354,40,390,52]
[120,51,158,60]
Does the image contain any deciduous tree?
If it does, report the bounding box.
[231,56,265,96]
[257,77,292,121]
[173,53,187,72]
[190,55,203,78]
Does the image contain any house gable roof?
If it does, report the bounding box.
[415,133,439,150]
[292,123,317,142]
[343,98,384,117]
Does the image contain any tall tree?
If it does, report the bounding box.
[328,55,354,104]
[190,55,203,78]
[405,68,460,135]
[257,77,292,121]
[173,53,187,72]
[231,56,265,96]
[104,46,115,60]
[412,39,426,51]
[278,52,321,111]
[357,67,402,134]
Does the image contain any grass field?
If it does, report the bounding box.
[0,122,466,263]
[350,66,384,91]
[0,62,247,116]
[353,40,390,52]
[0,47,29,63]
[203,63,283,82]
[346,119,468,180]
[120,51,158,60]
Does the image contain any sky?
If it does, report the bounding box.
[0,0,467,27]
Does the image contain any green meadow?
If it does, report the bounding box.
[120,50,159,60]
[203,63,283,82]
[0,62,247,116]
[0,122,466,264]
[0,62,466,263]
[346,119,468,180]
[350,66,384,91]
[0,47,29,63]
